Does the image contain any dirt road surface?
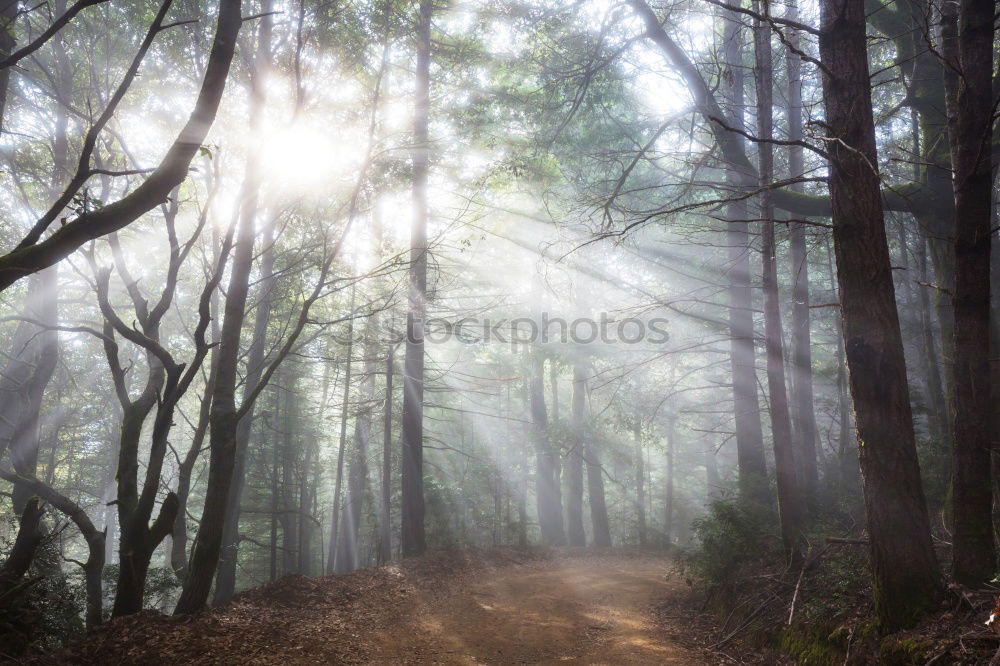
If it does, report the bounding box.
[50,551,708,665]
[369,556,707,665]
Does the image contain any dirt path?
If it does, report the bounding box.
[50,552,708,665]
[369,556,707,665]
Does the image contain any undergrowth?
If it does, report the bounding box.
[679,498,999,664]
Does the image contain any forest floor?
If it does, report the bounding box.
[35,549,718,665]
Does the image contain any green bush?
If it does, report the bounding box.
[101,564,181,616]
[680,498,775,591]
[0,516,85,655]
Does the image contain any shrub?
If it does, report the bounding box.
[680,498,775,591]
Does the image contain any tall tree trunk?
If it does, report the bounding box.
[784,0,819,507]
[755,3,803,562]
[281,366,300,575]
[0,0,17,128]
[665,415,676,546]
[378,347,394,564]
[633,420,647,547]
[174,2,271,614]
[3,270,59,518]
[516,381,529,548]
[584,423,611,547]
[1,7,67,507]
[941,0,995,585]
[916,237,948,444]
[704,439,720,504]
[298,441,315,575]
[990,232,1000,547]
[722,9,769,506]
[826,239,859,503]
[214,216,276,603]
[401,0,431,557]
[327,290,355,574]
[336,353,373,573]
[565,359,586,546]
[818,0,942,629]
[269,386,280,581]
[531,355,565,545]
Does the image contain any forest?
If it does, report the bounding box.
[0,0,996,662]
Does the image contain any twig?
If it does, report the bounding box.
[787,553,809,625]
[826,537,869,545]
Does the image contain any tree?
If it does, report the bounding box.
[817,0,942,630]
[0,0,242,291]
[175,2,273,612]
[941,0,995,586]
[401,0,432,558]
[565,357,587,546]
[720,7,769,507]
[753,1,803,561]
[784,0,819,507]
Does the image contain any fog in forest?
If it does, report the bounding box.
[0,0,996,662]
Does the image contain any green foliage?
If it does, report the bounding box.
[679,498,775,591]
[0,517,85,654]
[878,633,933,665]
[101,564,181,616]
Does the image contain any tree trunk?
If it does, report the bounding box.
[328,291,355,574]
[531,355,565,545]
[401,0,431,558]
[336,354,373,573]
[755,4,803,562]
[585,425,611,547]
[784,0,819,507]
[565,360,586,546]
[818,0,942,629]
[214,215,276,603]
[0,0,17,128]
[633,420,647,547]
[722,9,769,507]
[378,347,394,564]
[281,366,301,575]
[941,0,995,585]
[916,237,948,445]
[173,3,270,608]
[0,498,44,587]
[665,416,676,546]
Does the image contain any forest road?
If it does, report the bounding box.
[368,556,707,665]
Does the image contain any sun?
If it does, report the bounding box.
[258,119,345,197]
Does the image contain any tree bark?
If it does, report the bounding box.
[818,0,942,630]
[916,236,948,445]
[0,498,44,586]
[2,471,106,629]
[328,290,355,574]
[336,346,374,573]
[941,0,995,585]
[755,2,803,562]
[401,0,431,557]
[665,415,676,547]
[721,9,769,507]
[214,207,276,602]
[173,3,267,610]
[0,0,17,128]
[784,0,819,507]
[530,354,565,545]
[584,422,611,547]
[378,347,394,564]
[0,0,242,290]
[565,359,586,546]
[633,419,647,547]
